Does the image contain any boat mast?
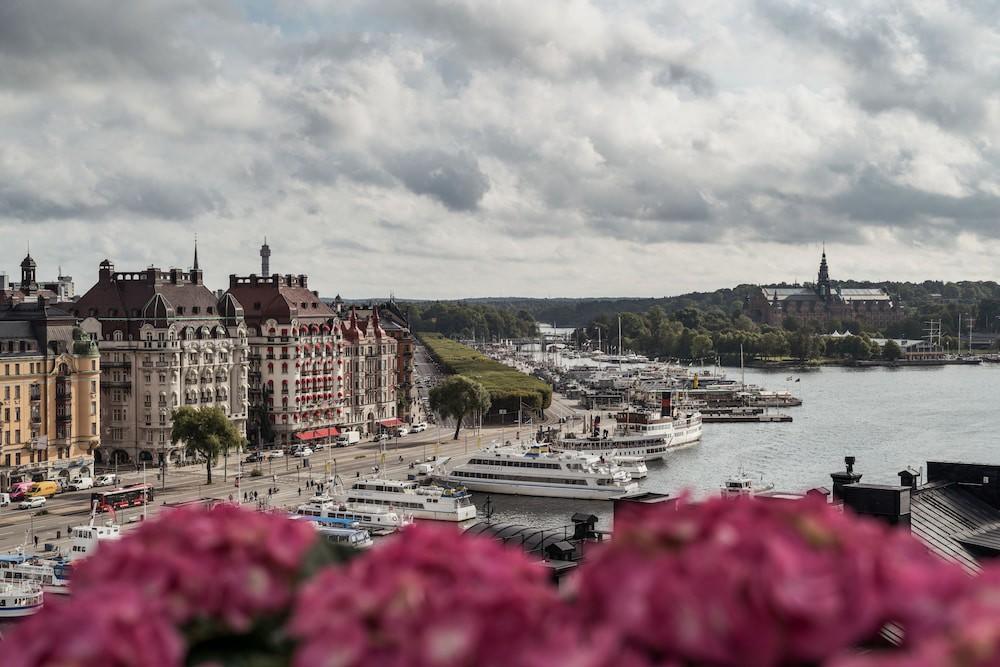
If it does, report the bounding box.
[618,315,623,368]
[740,343,745,388]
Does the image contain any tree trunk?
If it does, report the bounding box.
[453,414,462,440]
[206,456,212,485]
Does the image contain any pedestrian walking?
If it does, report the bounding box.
[298,488,302,497]
[33,535,38,548]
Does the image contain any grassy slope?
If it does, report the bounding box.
[418,333,553,410]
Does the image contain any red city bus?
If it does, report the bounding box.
[90,484,154,512]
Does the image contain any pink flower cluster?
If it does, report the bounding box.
[4,584,183,667]
[4,497,998,667]
[570,496,969,667]
[289,523,572,667]
[833,564,1000,667]
[71,504,317,631]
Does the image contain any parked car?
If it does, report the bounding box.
[394,427,410,437]
[18,497,46,510]
[265,450,285,459]
[244,452,263,464]
[67,477,94,491]
[292,447,313,458]
[410,422,428,433]
[94,474,118,487]
[374,433,390,442]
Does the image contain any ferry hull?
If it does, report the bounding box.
[0,604,42,618]
[409,507,478,522]
[444,477,640,501]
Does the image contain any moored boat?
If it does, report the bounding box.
[0,581,43,618]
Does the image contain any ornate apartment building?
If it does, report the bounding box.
[72,250,249,465]
[226,273,345,448]
[228,243,401,448]
[344,300,419,424]
[744,251,904,330]
[0,255,100,489]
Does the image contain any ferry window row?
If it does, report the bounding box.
[453,471,587,485]
[347,497,424,510]
[468,459,561,470]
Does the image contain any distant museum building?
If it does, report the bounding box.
[744,252,903,330]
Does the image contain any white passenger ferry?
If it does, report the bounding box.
[555,407,702,461]
[441,443,641,500]
[0,581,43,618]
[290,515,374,549]
[332,478,477,522]
[0,519,120,596]
[295,497,413,533]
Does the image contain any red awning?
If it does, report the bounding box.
[379,418,404,428]
[294,427,341,441]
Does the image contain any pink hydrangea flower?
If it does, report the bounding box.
[72,504,316,631]
[289,523,577,667]
[2,584,183,667]
[571,496,956,667]
[830,563,1000,667]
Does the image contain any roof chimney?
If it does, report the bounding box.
[830,456,862,503]
[841,484,912,528]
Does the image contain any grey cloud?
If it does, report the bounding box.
[755,0,992,128]
[0,174,224,222]
[387,149,490,211]
[0,1,229,87]
[654,64,715,96]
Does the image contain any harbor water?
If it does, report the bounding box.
[482,364,1000,529]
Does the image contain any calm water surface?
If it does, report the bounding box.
[482,364,1000,529]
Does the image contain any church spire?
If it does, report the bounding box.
[817,244,831,299]
[193,237,199,271]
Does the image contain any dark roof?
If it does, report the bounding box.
[909,482,1000,573]
[226,274,334,327]
[74,265,234,337]
[957,526,1000,557]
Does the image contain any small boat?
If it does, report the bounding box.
[295,497,413,534]
[721,471,775,498]
[290,515,374,549]
[612,455,649,479]
[0,581,43,618]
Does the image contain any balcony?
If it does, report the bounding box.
[57,413,72,423]
[102,380,132,389]
[102,360,131,369]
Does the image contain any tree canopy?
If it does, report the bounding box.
[429,375,492,440]
[171,406,244,484]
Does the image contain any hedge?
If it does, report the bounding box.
[418,333,553,411]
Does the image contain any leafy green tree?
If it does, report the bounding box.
[690,334,714,360]
[790,330,821,361]
[429,375,492,440]
[882,339,902,361]
[170,406,244,485]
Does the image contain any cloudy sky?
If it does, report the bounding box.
[2,0,1000,299]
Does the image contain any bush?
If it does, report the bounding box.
[249,468,263,478]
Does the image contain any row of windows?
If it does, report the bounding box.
[453,471,587,485]
[346,496,425,509]
[468,458,561,470]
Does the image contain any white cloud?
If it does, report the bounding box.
[1,0,1000,299]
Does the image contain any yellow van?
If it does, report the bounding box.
[27,481,60,498]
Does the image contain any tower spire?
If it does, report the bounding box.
[193,237,199,271]
[260,237,271,276]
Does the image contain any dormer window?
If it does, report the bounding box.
[192,307,200,314]
[207,307,213,314]
[176,307,184,315]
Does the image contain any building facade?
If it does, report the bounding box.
[226,273,345,448]
[744,251,903,330]
[72,252,249,466]
[345,301,419,424]
[0,255,100,489]
[340,307,399,434]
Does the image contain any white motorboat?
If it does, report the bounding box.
[331,477,476,522]
[67,521,121,561]
[295,496,413,533]
[441,443,641,500]
[290,515,374,549]
[721,471,775,498]
[613,455,648,479]
[0,581,43,618]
